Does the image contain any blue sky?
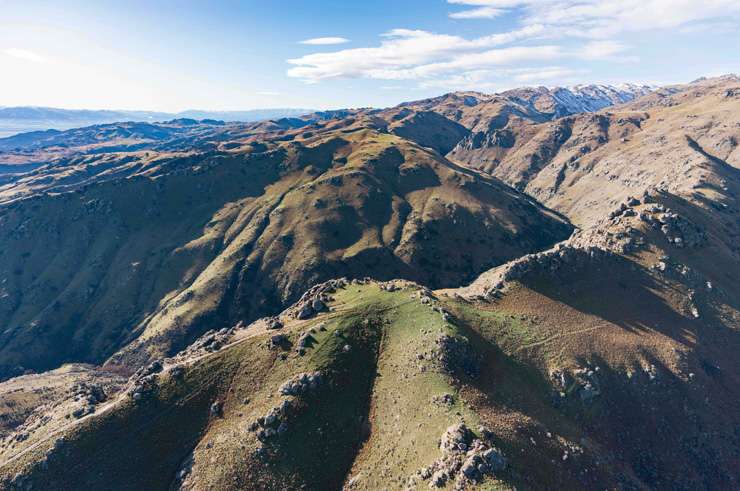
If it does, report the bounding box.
[1,0,738,112]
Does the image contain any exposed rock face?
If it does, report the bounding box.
[249,398,298,444]
[290,279,343,321]
[278,371,323,396]
[410,423,507,489]
[461,240,611,300]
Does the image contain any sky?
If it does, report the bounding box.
[1,0,739,112]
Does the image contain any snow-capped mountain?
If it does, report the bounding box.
[550,83,654,114]
[498,83,655,119]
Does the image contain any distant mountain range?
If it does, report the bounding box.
[496,82,655,117]
[0,107,316,138]
[0,84,654,139]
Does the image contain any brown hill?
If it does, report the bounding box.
[0,125,571,378]
[446,76,740,226]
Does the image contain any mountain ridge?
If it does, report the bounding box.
[0,74,737,490]
[0,80,654,140]
[0,107,318,139]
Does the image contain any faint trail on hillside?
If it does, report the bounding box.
[516,325,601,351]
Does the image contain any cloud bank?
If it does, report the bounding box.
[287,0,740,89]
[2,48,46,63]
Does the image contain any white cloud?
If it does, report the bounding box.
[287,26,555,83]
[397,45,563,79]
[679,20,738,34]
[450,7,504,19]
[299,37,350,45]
[511,66,584,82]
[447,0,524,5]
[578,40,627,60]
[3,48,46,63]
[419,66,585,91]
[287,0,740,91]
[257,91,281,96]
[455,0,740,37]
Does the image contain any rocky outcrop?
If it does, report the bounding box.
[408,423,507,489]
[462,241,611,300]
[435,335,480,378]
[286,279,348,321]
[249,398,297,446]
[278,372,323,396]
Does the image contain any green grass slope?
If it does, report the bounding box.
[1,279,689,490]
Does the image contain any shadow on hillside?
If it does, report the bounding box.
[571,352,738,489]
[246,309,382,490]
[520,254,701,347]
[447,301,739,489]
[445,307,620,489]
[652,189,740,305]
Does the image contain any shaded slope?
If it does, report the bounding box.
[377,108,470,155]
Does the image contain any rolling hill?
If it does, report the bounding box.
[0,76,737,490]
[0,119,571,379]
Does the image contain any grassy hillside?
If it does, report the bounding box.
[0,125,571,378]
[0,77,737,490]
[3,268,734,489]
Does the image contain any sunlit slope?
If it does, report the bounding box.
[4,273,734,489]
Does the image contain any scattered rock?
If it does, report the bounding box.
[296,331,316,349]
[432,393,455,406]
[296,304,314,320]
[417,423,507,488]
[71,405,94,419]
[311,298,326,312]
[289,279,347,320]
[270,334,288,348]
[440,423,473,453]
[250,399,298,443]
[278,371,323,396]
[430,469,448,487]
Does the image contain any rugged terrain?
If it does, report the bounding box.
[436,77,738,226]
[0,114,571,378]
[0,76,737,490]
